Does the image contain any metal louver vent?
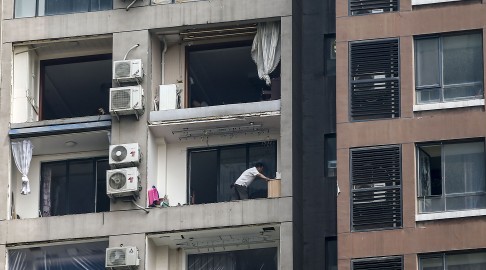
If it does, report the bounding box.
[349,0,399,15]
[109,172,127,190]
[111,89,131,110]
[350,39,400,121]
[115,61,131,78]
[351,145,402,231]
[352,256,403,270]
[107,249,126,266]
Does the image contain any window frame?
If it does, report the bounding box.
[419,250,486,270]
[416,139,486,214]
[414,31,484,105]
[14,0,113,18]
[39,156,109,217]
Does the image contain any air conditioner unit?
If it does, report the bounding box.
[159,84,178,110]
[109,85,144,117]
[113,59,143,84]
[105,246,140,269]
[109,143,141,168]
[106,167,140,198]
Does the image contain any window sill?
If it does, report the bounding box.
[413,99,484,112]
[412,0,461,5]
[416,209,486,221]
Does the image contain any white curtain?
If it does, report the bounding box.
[11,140,34,195]
[251,22,281,85]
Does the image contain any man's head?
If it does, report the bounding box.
[255,162,264,173]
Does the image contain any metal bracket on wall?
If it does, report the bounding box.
[124,0,142,11]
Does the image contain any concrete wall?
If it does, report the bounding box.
[12,150,107,219]
[146,240,185,270]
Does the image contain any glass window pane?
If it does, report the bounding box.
[68,160,95,214]
[420,256,443,270]
[91,0,112,11]
[44,0,90,15]
[444,142,485,195]
[416,38,440,87]
[417,88,441,104]
[418,145,442,197]
[41,162,67,217]
[443,83,483,101]
[15,0,36,18]
[447,251,486,270]
[419,197,445,213]
[96,159,110,212]
[220,147,247,202]
[249,143,277,199]
[443,33,483,86]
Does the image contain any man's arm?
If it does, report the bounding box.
[256,173,275,182]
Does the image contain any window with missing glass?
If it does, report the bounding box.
[15,0,112,18]
[415,32,483,104]
[417,140,486,213]
[419,250,486,270]
[40,157,110,217]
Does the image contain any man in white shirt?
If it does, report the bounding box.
[232,162,274,200]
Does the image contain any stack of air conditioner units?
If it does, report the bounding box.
[105,246,140,269]
[106,143,142,198]
[110,59,144,119]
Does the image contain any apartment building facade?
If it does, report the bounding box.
[337,0,486,269]
[0,0,337,269]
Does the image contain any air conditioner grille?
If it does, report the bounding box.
[109,173,127,190]
[111,146,128,162]
[115,62,131,78]
[111,89,131,110]
[108,249,126,266]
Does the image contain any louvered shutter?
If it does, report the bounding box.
[352,256,403,270]
[350,0,399,15]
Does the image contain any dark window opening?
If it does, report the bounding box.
[8,241,109,270]
[325,237,337,270]
[40,157,110,217]
[325,133,337,178]
[15,0,112,18]
[40,54,112,120]
[417,141,486,213]
[187,42,281,108]
[188,248,277,270]
[324,34,336,76]
[188,142,277,204]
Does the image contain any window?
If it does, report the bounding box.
[325,133,337,178]
[419,250,486,270]
[188,248,277,270]
[415,32,483,104]
[352,256,403,270]
[325,237,337,270]
[349,0,399,15]
[15,0,112,18]
[351,145,402,231]
[8,241,108,270]
[187,42,281,108]
[40,54,112,120]
[349,39,400,121]
[40,157,110,217]
[188,142,277,204]
[417,141,486,213]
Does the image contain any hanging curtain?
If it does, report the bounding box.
[41,168,52,217]
[251,22,281,86]
[11,140,34,195]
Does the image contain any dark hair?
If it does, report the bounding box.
[255,162,264,168]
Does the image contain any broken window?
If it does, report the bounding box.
[417,141,486,213]
[8,241,108,270]
[40,157,110,217]
[188,248,277,270]
[188,142,277,204]
[40,54,112,120]
[15,0,112,18]
[187,42,281,108]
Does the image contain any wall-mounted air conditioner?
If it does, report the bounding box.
[159,84,178,110]
[109,85,144,118]
[106,167,140,198]
[109,143,141,168]
[113,59,143,84]
[105,246,140,269]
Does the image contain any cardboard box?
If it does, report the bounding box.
[267,180,281,198]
